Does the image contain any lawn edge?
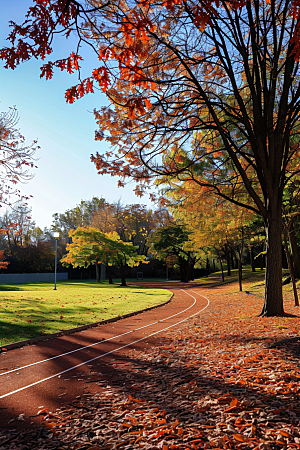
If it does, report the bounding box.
[0,292,174,352]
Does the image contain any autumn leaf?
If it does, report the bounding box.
[233,434,246,442]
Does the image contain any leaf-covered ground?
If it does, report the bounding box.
[1,280,300,450]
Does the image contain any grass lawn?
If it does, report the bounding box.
[0,280,172,346]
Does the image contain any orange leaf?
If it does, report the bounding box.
[233,434,246,442]
[45,422,56,428]
[279,430,290,438]
[230,397,238,407]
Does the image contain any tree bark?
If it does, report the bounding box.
[249,245,256,272]
[107,265,113,284]
[289,221,300,279]
[236,228,244,292]
[261,216,285,316]
[95,262,100,282]
[180,258,189,282]
[206,257,210,277]
[284,229,299,307]
[120,264,127,286]
[219,257,224,282]
[225,247,231,276]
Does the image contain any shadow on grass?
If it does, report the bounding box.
[0,320,45,345]
[0,285,23,291]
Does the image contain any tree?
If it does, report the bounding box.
[0,204,55,273]
[51,197,105,243]
[61,226,147,286]
[0,249,9,270]
[0,107,37,206]
[151,223,204,282]
[4,1,300,315]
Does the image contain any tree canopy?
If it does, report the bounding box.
[0,107,38,207]
[61,226,147,285]
[3,0,300,314]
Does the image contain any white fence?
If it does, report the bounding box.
[0,273,68,284]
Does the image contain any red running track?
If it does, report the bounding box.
[0,287,209,430]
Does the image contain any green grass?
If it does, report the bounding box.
[0,280,172,346]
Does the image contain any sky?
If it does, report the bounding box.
[0,0,154,230]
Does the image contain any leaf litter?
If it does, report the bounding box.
[1,283,300,450]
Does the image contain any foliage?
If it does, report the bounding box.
[51,197,105,242]
[4,0,300,314]
[150,223,204,282]
[0,203,56,273]
[0,250,9,270]
[0,107,38,206]
[61,226,147,285]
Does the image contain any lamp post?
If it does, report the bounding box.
[54,232,59,290]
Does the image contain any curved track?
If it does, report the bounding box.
[0,286,209,429]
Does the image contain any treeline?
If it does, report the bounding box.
[2,191,300,291]
[0,198,170,278]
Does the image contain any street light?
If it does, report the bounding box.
[54,232,59,290]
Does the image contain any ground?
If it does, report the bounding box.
[0,274,300,450]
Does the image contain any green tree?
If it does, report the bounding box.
[61,227,147,286]
[150,223,203,282]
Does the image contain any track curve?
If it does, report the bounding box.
[0,286,209,429]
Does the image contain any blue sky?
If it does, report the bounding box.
[0,0,153,229]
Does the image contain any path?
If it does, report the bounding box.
[0,285,209,431]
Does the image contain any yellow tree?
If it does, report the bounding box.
[61,227,146,286]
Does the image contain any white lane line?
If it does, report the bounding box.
[0,290,209,399]
[0,291,196,377]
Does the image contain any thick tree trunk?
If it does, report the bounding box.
[261,216,284,316]
[289,221,300,279]
[120,264,126,286]
[180,258,189,282]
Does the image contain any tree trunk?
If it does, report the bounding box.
[226,247,231,276]
[284,229,299,307]
[107,265,113,284]
[261,216,284,316]
[120,264,127,286]
[237,229,244,292]
[219,257,224,282]
[180,258,189,282]
[260,244,264,270]
[95,262,100,282]
[100,263,106,281]
[289,221,300,279]
[238,257,242,291]
[206,257,210,276]
[249,245,256,272]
